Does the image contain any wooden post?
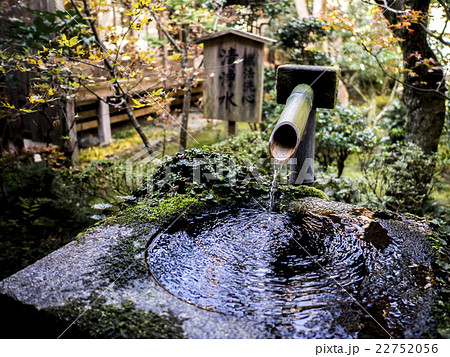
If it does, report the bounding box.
[98,98,112,145]
[227,121,237,137]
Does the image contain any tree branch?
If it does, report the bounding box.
[150,9,183,54]
[77,81,109,104]
[360,41,450,100]
[418,22,450,47]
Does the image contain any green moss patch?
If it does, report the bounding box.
[107,194,201,227]
[49,298,184,338]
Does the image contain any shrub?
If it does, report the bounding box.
[276,17,331,65]
[315,105,379,176]
[379,99,406,145]
[365,142,438,215]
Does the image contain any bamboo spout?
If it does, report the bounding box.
[269,84,314,162]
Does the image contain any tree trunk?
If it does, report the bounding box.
[179,24,191,152]
[293,0,309,18]
[312,0,326,16]
[71,0,154,154]
[179,75,191,152]
[376,0,446,155]
[123,98,153,151]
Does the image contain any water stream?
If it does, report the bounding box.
[148,204,434,338]
[269,162,283,211]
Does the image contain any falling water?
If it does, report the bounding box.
[269,161,283,211]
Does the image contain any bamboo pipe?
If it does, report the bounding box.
[268,84,314,162]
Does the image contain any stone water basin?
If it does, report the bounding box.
[0,197,441,338]
[148,201,435,338]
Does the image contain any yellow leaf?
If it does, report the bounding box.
[151,4,166,11]
[131,22,143,31]
[48,88,55,96]
[28,95,38,104]
[131,97,145,108]
[124,9,139,16]
[131,2,139,8]
[151,88,164,96]
[16,63,27,72]
[68,36,79,47]
[58,34,67,46]
[171,53,181,61]
[1,100,15,109]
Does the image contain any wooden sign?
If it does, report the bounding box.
[199,29,275,133]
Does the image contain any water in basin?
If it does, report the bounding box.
[147,205,434,338]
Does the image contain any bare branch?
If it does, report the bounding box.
[77,81,109,104]
[437,0,450,21]
[360,41,450,100]
[64,56,108,71]
[114,13,142,63]
[372,0,407,14]
[150,9,183,54]
[418,22,450,46]
[130,78,165,92]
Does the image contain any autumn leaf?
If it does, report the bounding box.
[131,22,144,31]
[29,95,45,104]
[1,100,15,109]
[151,4,166,11]
[16,63,27,72]
[131,97,146,108]
[125,9,140,16]
[151,88,164,96]
[58,34,79,48]
[69,36,78,47]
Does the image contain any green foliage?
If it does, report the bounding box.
[132,132,327,206]
[206,0,293,31]
[316,142,443,218]
[52,298,184,338]
[213,130,271,174]
[277,17,329,48]
[316,105,379,177]
[113,128,137,140]
[366,142,438,215]
[276,17,331,65]
[0,7,87,52]
[0,148,93,279]
[143,147,271,201]
[262,68,284,129]
[315,171,376,207]
[0,148,153,279]
[379,99,406,145]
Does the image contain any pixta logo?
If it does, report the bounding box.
[125,147,163,190]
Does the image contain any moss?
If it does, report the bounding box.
[106,194,201,226]
[291,185,329,200]
[100,194,206,285]
[49,298,184,338]
[429,226,450,338]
